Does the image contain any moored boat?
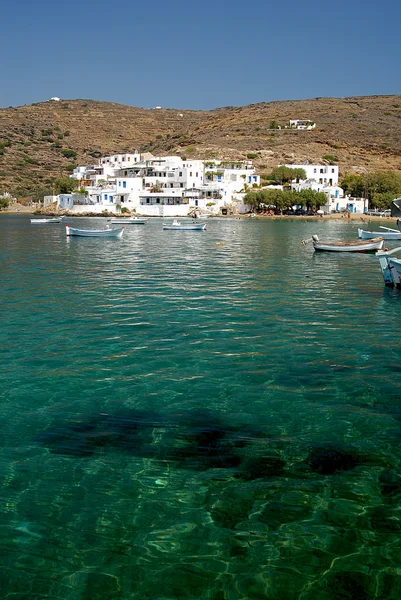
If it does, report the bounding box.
[302,234,384,252]
[163,219,207,231]
[108,217,148,224]
[30,217,64,224]
[358,227,401,240]
[66,225,124,238]
[377,246,401,287]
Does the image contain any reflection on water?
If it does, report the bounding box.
[1,215,401,599]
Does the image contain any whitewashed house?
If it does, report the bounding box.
[289,119,316,130]
[285,164,339,186]
[51,154,260,216]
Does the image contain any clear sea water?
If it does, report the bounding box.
[1,214,401,600]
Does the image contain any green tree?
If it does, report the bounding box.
[0,197,9,210]
[268,166,306,184]
[54,177,76,194]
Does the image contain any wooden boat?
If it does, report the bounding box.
[302,234,384,252]
[66,225,124,238]
[358,227,401,240]
[163,219,207,231]
[108,217,148,224]
[377,246,401,287]
[30,217,64,224]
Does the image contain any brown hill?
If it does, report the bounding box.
[1,95,401,199]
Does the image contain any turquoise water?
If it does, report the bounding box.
[1,214,401,599]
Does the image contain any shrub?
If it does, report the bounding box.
[322,154,338,164]
[61,149,77,159]
[247,153,259,159]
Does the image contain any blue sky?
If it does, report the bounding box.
[1,0,400,110]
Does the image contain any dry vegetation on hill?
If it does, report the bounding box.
[1,95,401,199]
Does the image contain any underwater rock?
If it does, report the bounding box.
[258,490,312,528]
[306,445,361,475]
[378,469,401,497]
[35,409,256,472]
[236,455,286,481]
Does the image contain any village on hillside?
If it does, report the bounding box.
[43,149,368,217]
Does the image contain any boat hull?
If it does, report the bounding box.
[31,218,63,224]
[109,218,147,224]
[163,223,207,231]
[313,237,384,252]
[358,228,401,240]
[66,225,124,238]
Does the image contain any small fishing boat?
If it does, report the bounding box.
[66,225,124,238]
[30,217,64,224]
[163,219,207,231]
[302,234,384,252]
[377,246,401,287]
[358,227,401,241]
[108,217,148,224]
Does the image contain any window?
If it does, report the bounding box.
[118,181,121,186]
[313,168,316,173]
[179,172,182,177]
[332,168,335,173]
[190,172,192,177]
[128,157,130,161]
[320,169,324,173]
[123,181,126,188]
[196,172,198,177]
[104,194,108,200]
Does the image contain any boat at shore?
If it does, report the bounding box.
[302,234,384,252]
[108,217,148,224]
[377,246,401,287]
[66,225,124,238]
[163,219,207,231]
[358,227,401,240]
[30,217,64,224]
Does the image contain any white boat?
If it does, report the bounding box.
[66,225,124,238]
[358,227,401,240]
[302,234,384,252]
[30,217,64,224]
[377,246,401,287]
[108,217,148,224]
[163,219,207,231]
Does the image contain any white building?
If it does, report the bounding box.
[53,154,259,216]
[285,164,339,186]
[289,119,316,130]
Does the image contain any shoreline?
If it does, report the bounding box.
[0,205,398,223]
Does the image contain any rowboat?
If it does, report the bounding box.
[66,225,124,238]
[30,217,64,224]
[108,217,148,224]
[302,234,384,252]
[377,246,401,287]
[358,227,401,240]
[163,219,207,231]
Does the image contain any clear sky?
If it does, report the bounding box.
[1,0,400,110]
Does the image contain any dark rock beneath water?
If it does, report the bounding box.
[236,456,286,481]
[307,446,361,475]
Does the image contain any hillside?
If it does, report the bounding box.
[1,95,401,199]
